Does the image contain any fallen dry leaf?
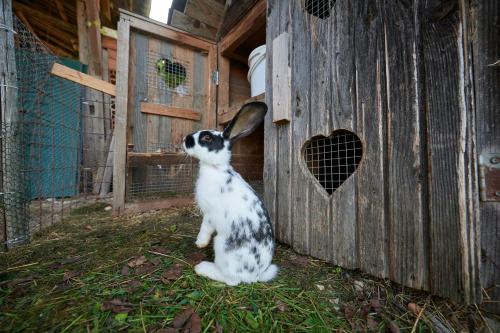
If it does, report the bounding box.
[172,308,194,329]
[121,265,130,276]
[367,316,379,330]
[128,255,147,268]
[183,311,201,333]
[102,298,133,313]
[125,280,141,292]
[161,264,183,283]
[186,252,206,265]
[275,300,289,312]
[387,321,401,333]
[370,298,383,313]
[135,262,157,276]
[156,329,177,333]
[62,271,79,282]
[151,246,170,255]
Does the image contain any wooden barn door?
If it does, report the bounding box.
[265,0,482,305]
[113,11,217,213]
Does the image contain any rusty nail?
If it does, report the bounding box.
[490,156,500,164]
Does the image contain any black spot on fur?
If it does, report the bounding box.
[251,246,257,254]
[184,134,195,148]
[220,187,225,194]
[197,130,225,152]
[226,176,232,184]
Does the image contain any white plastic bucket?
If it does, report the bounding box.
[247,45,266,97]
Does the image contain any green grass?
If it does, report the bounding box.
[0,207,487,332]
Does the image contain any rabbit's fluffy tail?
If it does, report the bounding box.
[258,264,278,282]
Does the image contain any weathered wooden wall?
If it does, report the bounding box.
[264,0,489,304]
[473,0,500,313]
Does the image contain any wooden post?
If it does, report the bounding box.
[0,0,28,248]
[113,18,130,214]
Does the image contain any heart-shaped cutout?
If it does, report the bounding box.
[303,130,363,194]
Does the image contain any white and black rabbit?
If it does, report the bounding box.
[182,102,277,286]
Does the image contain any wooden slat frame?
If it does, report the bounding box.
[140,102,201,121]
[51,63,116,96]
[113,11,217,214]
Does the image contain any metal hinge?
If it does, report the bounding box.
[211,70,219,85]
[479,153,500,201]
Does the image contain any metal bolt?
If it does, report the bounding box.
[490,156,500,164]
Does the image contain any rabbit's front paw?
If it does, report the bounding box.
[195,234,210,248]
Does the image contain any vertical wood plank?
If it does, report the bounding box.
[308,12,332,261]
[132,33,148,152]
[157,39,172,147]
[113,18,130,213]
[146,37,161,150]
[263,0,280,238]
[193,51,207,131]
[329,0,358,269]
[275,0,293,245]
[289,0,310,254]
[206,44,217,129]
[385,0,427,289]
[422,0,477,302]
[473,0,500,311]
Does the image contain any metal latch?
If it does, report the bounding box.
[211,71,219,85]
[479,153,500,201]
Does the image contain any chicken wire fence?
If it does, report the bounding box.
[304,130,362,194]
[304,0,336,19]
[0,17,114,250]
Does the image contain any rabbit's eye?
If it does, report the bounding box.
[201,135,212,142]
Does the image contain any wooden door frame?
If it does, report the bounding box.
[113,10,217,214]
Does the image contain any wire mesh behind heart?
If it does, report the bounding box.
[303,130,363,194]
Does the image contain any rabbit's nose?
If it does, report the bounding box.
[184,134,195,149]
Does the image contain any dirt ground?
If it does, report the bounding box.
[0,204,497,332]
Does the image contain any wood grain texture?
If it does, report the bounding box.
[308,11,333,262]
[329,0,358,269]
[275,0,293,245]
[121,10,214,51]
[112,18,130,213]
[272,32,291,124]
[384,1,427,289]
[50,63,116,96]
[184,0,224,29]
[473,0,500,312]
[422,0,474,302]
[141,103,201,121]
[289,0,310,255]
[263,0,280,240]
[170,9,217,40]
[219,0,266,54]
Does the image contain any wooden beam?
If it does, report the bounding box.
[120,10,215,51]
[100,0,112,23]
[184,0,224,29]
[13,2,75,34]
[113,18,131,214]
[50,63,116,96]
[140,102,201,121]
[85,0,103,76]
[170,10,217,40]
[55,0,69,22]
[272,32,291,124]
[219,0,266,55]
[77,0,89,64]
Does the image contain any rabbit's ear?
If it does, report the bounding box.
[223,102,267,142]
